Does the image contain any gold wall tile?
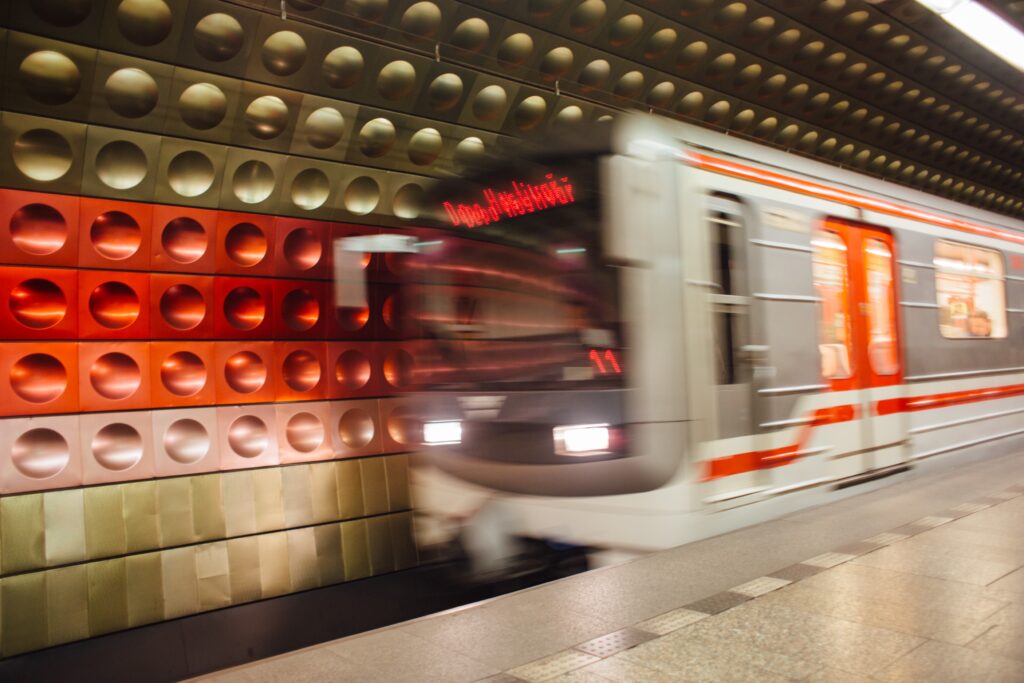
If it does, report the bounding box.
[2,494,45,574]
[192,474,227,541]
[43,489,86,567]
[126,552,165,627]
[335,459,365,519]
[360,457,389,516]
[161,546,198,619]
[123,480,161,554]
[46,565,89,647]
[257,532,290,598]
[384,454,412,512]
[389,512,418,571]
[286,527,320,592]
[365,515,395,576]
[227,536,261,604]
[158,478,196,548]
[313,523,344,586]
[84,486,127,560]
[222,470,258,537]
[310,461,341,524]
[1,572,48,656]
[195,541,231,612]
[341,519,370,581]
[253,468,286,533]
[87,558,128,637]
[282,464,315,529]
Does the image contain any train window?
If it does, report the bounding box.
[934,240,1007,339]
[812,229,853,380]
[865,238,899,375]
[707,195,748,386]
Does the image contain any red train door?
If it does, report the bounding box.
[813,219,907,475]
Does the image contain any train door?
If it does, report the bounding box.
[813,219,907,474]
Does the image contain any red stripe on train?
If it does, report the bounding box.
[876,382,1024,415]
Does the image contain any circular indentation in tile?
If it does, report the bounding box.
[358,118,396,158]
[676,91,704,117]
[160,351,206,397]
[228,415,268,457]
[336,303,370,331]
[705,100,731,123]
[223,286,265,330]
[338,408,374,448]
[322,46,364,88]
[32,0,93,26]
[13,129,73,182]
[90,210,141,260]
[167,150,215,198]
[769,28,801,52]
[343,176,379,215]
[393,183,424,219]
[644,28,677,59]
[89,352,141,400]
[117,0,172,46]
[283,350,321,392]
[224,223,266,268]
[529,0,563,18]
[386,406,419,445]
[244,95,289,140]
[514,95,547,130]
[287,412,325,452]
[454,136,484,170]
[20,50,81,106]
[540,47,574,80]
[11,353,66,403]
[555,105,584,126]
[160,283,206,330]
[304,107,344,149]
[578,59,611,92]
[497,33,533,67]
[730,108,755,131]
[224,351,266,394]
[104,68,159,118]
[164,419,210,464]
[715,1,747,27]
[408,127,442,165]
[10,203,67,256]
[381,293,402,330]
[609,13,643,47]
[677,41,708,70]
[290,168,330,210]
[452,18,490,52]
[12,428,69,479]
[400,1,441,38]
[282,287,319,331]
[92,423,143,470]
[10,278,66,329]
[427,73,464,112]
[472,85,508,121]
[377,60,416,101]
[707,52,737,79]
[570,0,606,33]
[95,140,148,190]
[193,12,245,62]
[614,71,644,99]
[283,227,321,271]
[261,30,306,76]
[383,349,413,388]
[161,217,207,264]
[335,349,371,390]
[646,81,676,108]
[79,297,132,352]
[232,160,275,204]
[348,0,388,21]
[178,82,227,130]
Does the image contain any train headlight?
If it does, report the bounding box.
[553,424,610,456]
[423,420,462,445]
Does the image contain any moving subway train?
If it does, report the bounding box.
[387,114,1024,556]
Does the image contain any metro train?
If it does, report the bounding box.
[376,114,1024,560]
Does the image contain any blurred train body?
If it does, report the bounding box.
[397,115,1024,556]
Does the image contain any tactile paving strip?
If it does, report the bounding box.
[731,576,793,598]
[802,552,856,568]
[507,650,599,683]
[574,628,656,658]
[683,590,751,615]
[635,608,709,636]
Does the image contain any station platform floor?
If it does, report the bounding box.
[201,450,1024,683]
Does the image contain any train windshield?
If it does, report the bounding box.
[411,154,624,391]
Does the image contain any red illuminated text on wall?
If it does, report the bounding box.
[589,349,622,374]
[442,174,576,228]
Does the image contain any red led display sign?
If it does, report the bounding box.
[589,348,621,374]
[442,174,576,228]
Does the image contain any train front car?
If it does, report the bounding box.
[407,121,690,557]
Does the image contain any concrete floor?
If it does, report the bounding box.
[200,449,1024,682]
